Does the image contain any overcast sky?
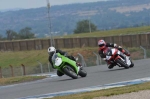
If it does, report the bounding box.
[0,0,106,10]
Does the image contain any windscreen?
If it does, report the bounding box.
[52,53,58,63]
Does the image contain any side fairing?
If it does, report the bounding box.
[56,53,79,74]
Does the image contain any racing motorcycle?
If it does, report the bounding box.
[104,47,134,69]
[52,52,87,79]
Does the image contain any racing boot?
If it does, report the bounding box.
[106,60,114,69]
[77,62,82,67]
[108,64,115,69]
[76,63,83,70]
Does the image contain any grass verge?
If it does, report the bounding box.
[56,26,150,38]
[0,47,145,68]
[0,76,46,86]
[48,82,150,99]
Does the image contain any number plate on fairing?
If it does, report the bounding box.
[54,57,62,66]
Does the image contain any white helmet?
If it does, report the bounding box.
[48,46,56,54]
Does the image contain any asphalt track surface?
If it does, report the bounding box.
[0,59,150,99]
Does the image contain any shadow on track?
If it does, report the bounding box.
[102,68,126,72]
[57,78,74,81]
[51,76,85,82]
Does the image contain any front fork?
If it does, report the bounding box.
[115,53,131,67]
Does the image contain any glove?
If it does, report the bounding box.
[118,46,122,48]
[75,57,78,61]
[64,52,68,56]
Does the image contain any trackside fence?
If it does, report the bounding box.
[0,33,150,51]
[0,33,150,78]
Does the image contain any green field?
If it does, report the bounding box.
[0,50,48,68]
[56,26,150,38]
[0,76,46,86]
[0,47,146,68]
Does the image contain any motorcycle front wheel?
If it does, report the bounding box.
[63,66,78,79]
[78,68,87,77]
[116,59,129,69]
[130,59,134,68]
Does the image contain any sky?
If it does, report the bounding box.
[0,0,106,10]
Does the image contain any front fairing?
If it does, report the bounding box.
[52,53,79,74]
[105,48,112,56]
[104,48,114,60]
[52,53,62,67]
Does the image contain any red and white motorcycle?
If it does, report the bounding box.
[104,47,134,69]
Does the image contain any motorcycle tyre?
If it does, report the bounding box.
[78,68,87,77]
[116,59,129,69]
[63,66,78,79]
[130,60,134,68]
[57,70,64,77]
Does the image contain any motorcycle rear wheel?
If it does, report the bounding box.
[116,59,129,69]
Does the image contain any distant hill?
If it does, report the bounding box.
[0,8,23,12]
[0,0,150,38]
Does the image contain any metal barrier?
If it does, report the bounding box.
[140,46,147,59]
[93,52,102,65]
[77,53,87,67]
[37,61,43,73]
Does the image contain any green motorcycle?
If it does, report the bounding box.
[52,52,87,79]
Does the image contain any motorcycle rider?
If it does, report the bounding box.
[98,39,130,69]
[48,46,81,76]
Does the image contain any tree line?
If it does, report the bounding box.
[74,20,97,34]
[0,20,97,41]
[1,18,148,41]
[0,27,35,41]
